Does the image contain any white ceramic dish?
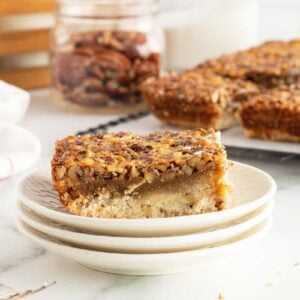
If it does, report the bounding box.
[0,80,30,123]
[17,217,272,275]
[18,161,276,237]
[17,200,273,253]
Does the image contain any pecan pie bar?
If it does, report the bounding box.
[141,70,259,130]
[197,39,300,89]
[51,129,229,218]
[240,89,300,142]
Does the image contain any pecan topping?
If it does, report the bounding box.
[197,39,300,88]
[51,129,227,200]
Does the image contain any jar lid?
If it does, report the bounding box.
[56,0,158,18]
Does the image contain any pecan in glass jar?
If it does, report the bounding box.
[51,0,164,113]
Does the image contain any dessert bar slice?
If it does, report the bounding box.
[240,89,300,142]
[197,39,300,89]
[141,70,258,130]
[51,129,229,218]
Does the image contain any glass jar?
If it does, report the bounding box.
[51,0,164,113]
[159,0,259,71]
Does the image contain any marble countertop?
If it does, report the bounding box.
[0,89,300,300]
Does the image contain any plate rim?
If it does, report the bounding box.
[17,216,272,259]
[17,200,273,252]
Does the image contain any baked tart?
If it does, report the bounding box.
[240,88,300,142]
[141,70,258,130]
[51,129,229,218]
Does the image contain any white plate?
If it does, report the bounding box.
[108,114,300,155]
[17,200,273,253]
[20,162,276,236]
[17,218,272,275]
[19,161,276,237]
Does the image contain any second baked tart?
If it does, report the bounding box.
[240,88,300,142]
[51,129,229,218]
[141,71,259,130]
[198,39,300,89]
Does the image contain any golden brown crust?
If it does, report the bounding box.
[243,128,300,142]
[51,129,228,209]
[197,39,300,88]
[141,70,259,130]
[155,114,238,130]
[240,89,300,142]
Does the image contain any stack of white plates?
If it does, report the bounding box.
[17,161,276,275]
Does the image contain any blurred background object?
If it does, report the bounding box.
[159,0,259,70]
[1,0,300,90]
[51,0,164,113]
[260,0,300,40]
[0,0,55,89]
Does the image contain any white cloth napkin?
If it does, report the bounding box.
[0,80,30,123]
[0,81,41,179]
[0,123,41,179]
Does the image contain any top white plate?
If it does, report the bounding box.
[108,115,300,155]
[19,161,276,237]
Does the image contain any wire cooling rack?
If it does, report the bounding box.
[76,111,149,136]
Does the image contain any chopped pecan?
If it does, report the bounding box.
[90,50,131,82]
[54,53,90,87]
